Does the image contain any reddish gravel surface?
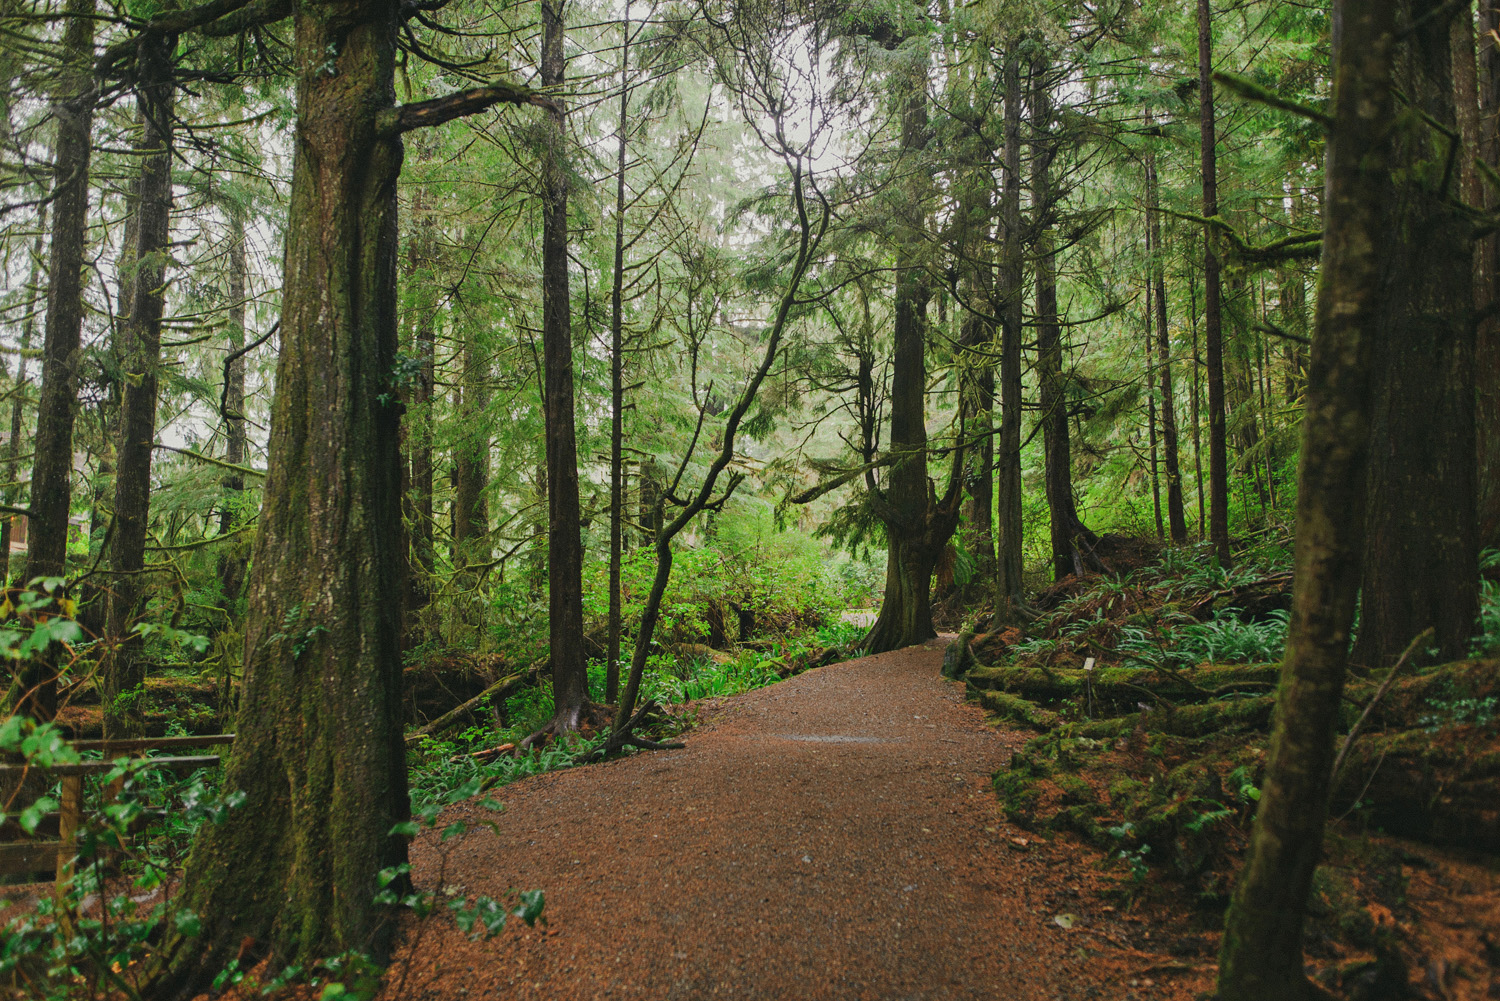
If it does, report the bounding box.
[391,641,1152,1001]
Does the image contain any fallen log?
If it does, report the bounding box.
[975,690,1064,731]
[405,663,541,746]
[1063,695,1276,740]
[1331,726,1500,852]
[966,662,1281,705]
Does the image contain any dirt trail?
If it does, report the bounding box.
[396,641,1134,1001]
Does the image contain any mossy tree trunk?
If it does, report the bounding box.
[1198,0,1231,565]
[21,0,95,721]
[154,3,551,990]
[1352,0,1477,669]
[157,7,411,990]
[103,30,175,739]
[539,0,591,727]
[1217,1,1397,994]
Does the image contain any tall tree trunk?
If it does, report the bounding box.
[540,0,590,725]
[1146,122,1188,541]
[215,209,249,615]
[984,52,1021,605]
[865,50,966,653]
[607,2,631,705]
[1217,1,1396,993]
[1353,0,1478,668]
[1198,0,1232,564]
[103,30,176,740]
[1,195,46,587]
[866,269,938,652]
[1031,53,1096,582]
[948,29,995,586]
[1145,282,1164,539]
[993,50,1026,602]
[77,108,145,641]
[21,0,96,722]
[405,215,436,625]
[1477,1,1500,547]
[1190,270,1206,536]
[1457,8,1500,547]
[451,331,490,568]
[157,5,412,989]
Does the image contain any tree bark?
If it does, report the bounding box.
[156,5,413,989]
[1470,2,1500,548]
[1031,53,1097,583]
[1216,1,1398,995]
[1198,0,1231,564]
[21,0,96,722]
[103,27,176,740]
[1352,0,1478,669]
[451,331,490,567]
[864,60,965,654]
[1145,120,1188,542]
[992,48,1024,603]
[1,195,46,588]
[1145,278,1164,539]
[216,208,249,613]
[404,208,436,626]
[953,53,995,587]
[607,2,632,705]
[540,0,590,725]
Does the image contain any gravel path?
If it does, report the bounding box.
[395,640,1118,1000]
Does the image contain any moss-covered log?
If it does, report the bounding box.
[966,663,1280,704]
[1060,696,1276,740]
[975,689,1064,731]
[1331,726,1500,852]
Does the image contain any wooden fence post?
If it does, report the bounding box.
[55,773,80,889]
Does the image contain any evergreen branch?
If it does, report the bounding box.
[1164,209,1322,263]
[154,444,265,478]
[1212,71,1333,130]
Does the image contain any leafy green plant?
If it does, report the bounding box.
[0,718,244,1001]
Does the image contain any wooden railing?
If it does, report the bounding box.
[0,733,234,885]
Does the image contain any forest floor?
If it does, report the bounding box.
[389,638,1202,1001]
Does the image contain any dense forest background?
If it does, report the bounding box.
[1,0,1498,998]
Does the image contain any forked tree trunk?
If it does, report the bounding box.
[1353,0,1478,668]
[1218,1,1396,994]
[1198,0,1232,564]
[540,0,590,725]
[157,6,412,990]
[104,30,176,740]
[21,0,95,722]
